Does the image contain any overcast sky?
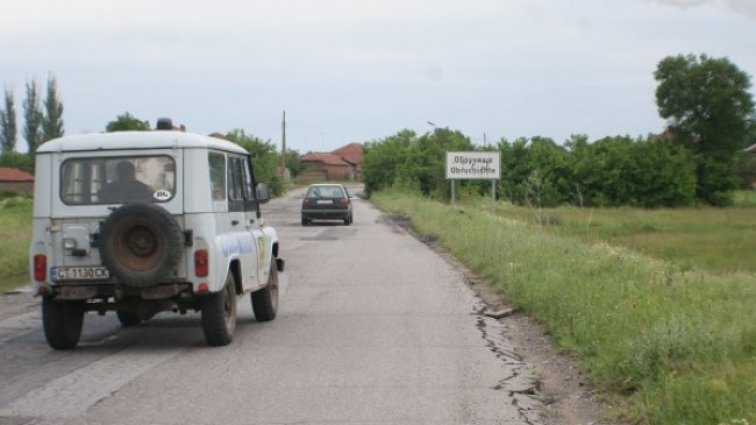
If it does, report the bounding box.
[1,0,755,153]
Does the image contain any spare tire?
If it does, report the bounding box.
[99,203,183,288]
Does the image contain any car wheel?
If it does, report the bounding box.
[343,216,350,225]
[201,273,237,346]
[42,297,85,350]
[99,203,184,288]
[301,217,309,226]
[252,257,279,322]
[116,310,141,327]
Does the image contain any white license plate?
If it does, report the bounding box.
[316,199,333,205]
[51,267,110,281]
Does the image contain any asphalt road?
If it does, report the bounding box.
[0,185,541,425]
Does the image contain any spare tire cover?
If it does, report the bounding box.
[99,203,183,288]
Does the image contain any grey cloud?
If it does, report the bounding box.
[644,0,756,18]
[727,0,756,18]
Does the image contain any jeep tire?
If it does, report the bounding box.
[99,203,183,288]
[201,273,237,346]
[43,297,85,350]
[252,257,279,322]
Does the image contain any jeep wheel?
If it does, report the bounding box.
[116,310,141,327]
[252,257,279,322]
[42,297,85,350]
[99,203,184,288]
[201,273,237,346]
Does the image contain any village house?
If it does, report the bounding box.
[0,167,34,194]
[300,143,364,181]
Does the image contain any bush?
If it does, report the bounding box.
[363,129,702,208]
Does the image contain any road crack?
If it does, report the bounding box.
[474,305,543,425]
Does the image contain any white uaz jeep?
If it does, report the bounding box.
[29,124,284,349]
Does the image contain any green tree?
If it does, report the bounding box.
[654,54,756,205]
[105,112,151,132]
[23,80,43,152]
[42,76,64,142]
[498,136,572,206]
[398,128,474,198]
[283,149,304,178]
[362,129,415,196]
[0,89,17,153]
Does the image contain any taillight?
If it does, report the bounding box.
[194,250,208,277]
[34,254,47,281]
[302,198,309,206]
[339,198,349,205]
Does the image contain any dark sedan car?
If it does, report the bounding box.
[301,184,353,226]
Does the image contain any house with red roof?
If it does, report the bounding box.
[300,143,364,181]
[0,167,34,193]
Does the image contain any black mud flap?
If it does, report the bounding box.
[276,258,285,272]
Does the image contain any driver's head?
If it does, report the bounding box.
[115,161,136,181]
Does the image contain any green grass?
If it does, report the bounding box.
[0,197,33,293]
[373,189,756,425]
[482,202,756,275]
[733,190,756,207]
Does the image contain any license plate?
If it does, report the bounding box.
[316,199,333,205]
[51,267,110,281]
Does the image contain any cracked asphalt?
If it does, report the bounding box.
[0,185,542,425]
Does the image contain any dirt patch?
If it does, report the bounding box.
[385,211,627,425]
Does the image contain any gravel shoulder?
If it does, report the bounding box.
[0,290,37,322]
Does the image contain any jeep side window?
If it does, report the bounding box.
[241,157,257,212]
[227,156,245,212]
[208,152,226,201]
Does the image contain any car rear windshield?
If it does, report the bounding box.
[61,156,176,205]
[305,185,346,198]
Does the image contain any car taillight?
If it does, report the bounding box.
[194,250,208,277]
[339,198,349,205]
[302,198,309,206]
[34,254,47,281]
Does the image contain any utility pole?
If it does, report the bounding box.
[281,110,287,180]
[483,132,487,147]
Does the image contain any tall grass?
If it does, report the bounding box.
[478,201,756,275]
[0,198,33,292]
[373,190,755,425]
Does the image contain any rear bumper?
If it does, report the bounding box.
[301,209,349,220]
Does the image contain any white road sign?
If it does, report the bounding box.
[445,151,500,180]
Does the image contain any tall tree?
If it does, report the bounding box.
[23,80,43,153]
[105,112,151,132]
[654,54,755,204]
[0,89,17,153]
[42,75,64,142]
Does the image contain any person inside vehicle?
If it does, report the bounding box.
[98,161,153,203]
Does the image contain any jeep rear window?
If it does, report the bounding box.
[60,156,176,205]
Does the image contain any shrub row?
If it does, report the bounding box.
[363,130,737,207]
